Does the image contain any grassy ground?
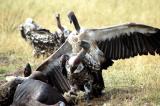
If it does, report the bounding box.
[0,0,160,105]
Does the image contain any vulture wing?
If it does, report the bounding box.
[35,12,81,93]
[36,41,72,71]
[85,23,160,60]
[36,41,72,93]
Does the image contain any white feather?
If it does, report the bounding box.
[87,23,157,41]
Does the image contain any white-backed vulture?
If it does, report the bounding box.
[11,71,68,106]
[19,14,70,57]
[36,22,160,84]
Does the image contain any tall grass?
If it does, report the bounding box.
[0,0,160,105]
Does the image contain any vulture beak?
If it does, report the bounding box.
[19,25,27,40]
[67,11,73,24]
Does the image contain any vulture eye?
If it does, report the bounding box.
[76,32,78,35]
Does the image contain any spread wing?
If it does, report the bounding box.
[35,41,72,93]
[85,23,160,60]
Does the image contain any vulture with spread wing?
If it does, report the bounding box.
[36,12,160,97]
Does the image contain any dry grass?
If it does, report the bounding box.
[0,0,160,105]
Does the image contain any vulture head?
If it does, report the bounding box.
[19,18,40,40]
[68,11,81,33]
[66,40,90,74]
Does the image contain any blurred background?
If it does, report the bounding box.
[0,0,160,105]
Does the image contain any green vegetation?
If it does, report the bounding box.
[0,0,160,105]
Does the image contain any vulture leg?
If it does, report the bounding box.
[84,81,93,104]
[97,69,105,90]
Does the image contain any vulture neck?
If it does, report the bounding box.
[56,15,64,31]
[70,14,80,32]
[73,48,87,66]
[70,48,88,73]
[77,48,88,61]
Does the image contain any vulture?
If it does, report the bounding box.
[9,41,92,106]
[19,14,70,57]
[11,71,68,106]
[35,12,160,98]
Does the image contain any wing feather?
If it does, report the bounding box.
[113,38,117,59]
[85,23,160,60]
[118,38,122,58]
[122,35,127,59]
[131,35,138,56]
[115,37,119,59]
[105,40,110,58]
[147,35,157,55]
[138,34,145,55]
[109,39,114,58]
